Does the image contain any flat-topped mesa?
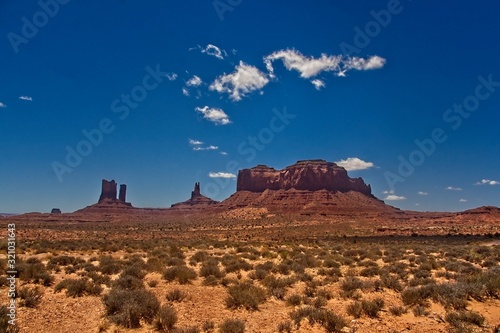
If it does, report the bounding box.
[237,159,372,196]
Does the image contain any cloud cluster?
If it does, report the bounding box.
[475,179,500,186]
[335,157,374,171]
[384,194,406,201]
[19,96,33,101]
[189,138,219,151]
[165,73,178,81]
[263,49,386,85]
[209,172,236,178]
[186,75,203,87]
[192,44,227,60]
[446,186,462,191]
[195,106,231,125]
[209,61,269,101]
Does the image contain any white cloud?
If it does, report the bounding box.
[418,191,428,195]
[220,151,228,155]
[263,49,386,80]
[195,106,231,125]
[311,79,325,90]
[209,172,236,179]
[165,73,178,81]
[343,55,386,71]
[194,44,227,60]
[182,88,190,96]
[210,61,269,101]
[459,199,467,202]
[193,145,219,151]
[384,195,406,201]
[186,75,203,87]
[475,179,500,186]
[19,96,32,101]
[189,139,203,145]
[446,186,462,191]
[335,157,374,171]
[382,190,394,194]
[0,102,6,108]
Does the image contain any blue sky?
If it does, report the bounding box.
[1,0,499,213]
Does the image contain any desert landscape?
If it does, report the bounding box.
[1,160,499,333]
[2,2,500,333]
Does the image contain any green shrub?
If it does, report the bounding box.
[225,282,266,310]
[18,287,43,308]
[446,310,485,328]
[163,266,197,284]
[55,278,103,297]
[277,320,292,333]
[219,318,245,333]
[389,306,406,316]
[346,301,362,318]
[200,259,225,279]
[166,288,186,302]
[103,288,160,328]
[154,304,177,331]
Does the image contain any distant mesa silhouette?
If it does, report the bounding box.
[171,182,218,209]
[51,208,61,214]
[98,179,132,206]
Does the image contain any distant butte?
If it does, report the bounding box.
[220,159,391,213]
[171,182,218,209]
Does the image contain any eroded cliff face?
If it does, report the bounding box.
[236,160,372,195]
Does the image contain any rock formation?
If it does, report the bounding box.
[119,184,127,202]
[98,179,118,202]
[51,208,61,214]
[171,182,218,209]
[237,160,372,195]
[221,160,391,213]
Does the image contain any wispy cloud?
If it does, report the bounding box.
[418,191,428,195]
[446,186,462,191]
[0,102,6,108]
[195,106,231,125]
[311,79,325,90]
[193,145,218,151]
[382,190,394,194]
[475,179,500,186]
[186,75,203,87]
[209,172,236,178]
[188,139,203,145]
[220,151,228,156]
[192,44,227,60]
[19,96,32,101]
[459,199,467,202]
[209,61,269,101]
[384,194,406,201]
[335,157,374,171]
[165,73,178,81]
[263,49,385,80]
[182,88,190,96]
